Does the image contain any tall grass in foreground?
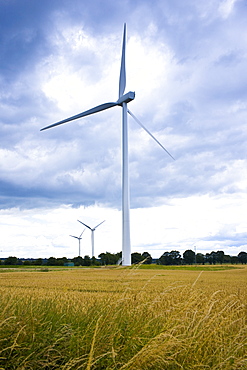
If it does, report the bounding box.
[0,268,246,369]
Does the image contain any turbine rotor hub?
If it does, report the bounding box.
[117,91,135,106]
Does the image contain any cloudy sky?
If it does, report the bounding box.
[1,0,246,259]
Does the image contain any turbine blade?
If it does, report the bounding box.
[79,228,86,238]
[70,235,79,240]
[128,109,175,160]
[40,102,118,131]
[77,220,92,230]
[119,23,126,98]
[94,220,105,229]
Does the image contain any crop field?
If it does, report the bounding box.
[0,265,247,369]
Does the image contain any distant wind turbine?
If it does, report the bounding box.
[70,229,85,256]
[77,220,105,258]
[41,24,174,266]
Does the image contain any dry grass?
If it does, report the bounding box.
[0,266,246,369]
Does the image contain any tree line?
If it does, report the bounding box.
[1,250,247,266]
[159,250,247,265]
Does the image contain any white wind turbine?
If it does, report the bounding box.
[77,220,105,258]
[70,229,85,256]
[41,24,174,266]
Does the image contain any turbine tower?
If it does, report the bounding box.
[41,24,174,266]
[77,220,105,258]
[70,229,85,256]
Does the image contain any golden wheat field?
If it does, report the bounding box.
[0,265,247,369]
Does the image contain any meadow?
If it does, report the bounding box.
[0,265,246,369]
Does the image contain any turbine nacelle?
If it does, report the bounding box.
[117,91,135,105]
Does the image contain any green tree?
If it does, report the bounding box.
[131,252,143,264]
[170,250,182,265]
[72,256,84,266]
[159,251,181,265]
[91,256,100,266]
[183,250,195,265]
[238,251,247,264]
[4,256,18,265]
[196,253,205,264]
[159,251,172,265]
[33,258,43,266]
[223,254,231,264]
[57,257,68,266]
[142,252,152,264]
[205,252,217,265]
[23,260,31,265]
[98,252,121,265]
[47,257,57,266]
[216,251,224,264]
[84,255,91,266]
[231,256,239,264]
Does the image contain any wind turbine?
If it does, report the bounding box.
[70,229,85,256]
[77,220,105,258]
[41,24,174,266]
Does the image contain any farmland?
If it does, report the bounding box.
[0,265,247,369]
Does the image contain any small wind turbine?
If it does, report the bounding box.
[70,229,85,256]
[77,220,105,258]
[41,24,174,266]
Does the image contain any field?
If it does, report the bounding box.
[0,265,246,369]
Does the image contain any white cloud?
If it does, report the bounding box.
[218,0,238,18]
[1,193,246,259]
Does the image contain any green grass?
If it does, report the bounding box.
[0,263,241,272]
[138,264,240,271]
